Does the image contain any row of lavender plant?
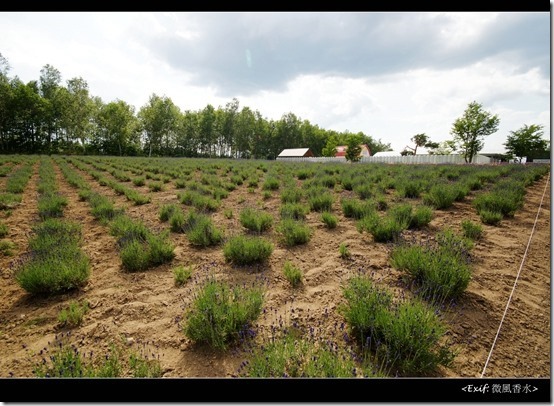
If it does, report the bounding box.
[15,157,90,294]
[59,157,175,272]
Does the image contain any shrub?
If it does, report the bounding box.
[390,240,472,303]
[339,242,351,259]
[0,222,8,238]
[38,194,68,219]
[183,279,264,350]
[479,210,503,226]
[357,214,406,243]
[132,176,146,187]
[239,208,274,233]
[281,187,304,204]
[409,205,434,229]
[283,261,303,287]
[58,301,89,327]
[321,211,338,229]
[33,336,162,378]
[339,275,454,376]
[0,240,15,255]
[223,235,273,265]
[341,198,374,219]
[16,219,90,294]
[183,211,223,247]
[262,177,280,191]
[173,265,193,286]
[89,193,123,223]
[241,330,379,377]
[461,219,483,240]
[423,184,457,209]
[308,192,334,212]
[280,203,309,220]
[277,219,312,246]
[159,203,180,222]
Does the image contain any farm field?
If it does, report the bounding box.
[0,155,550,381]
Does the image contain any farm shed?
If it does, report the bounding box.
[335,144,371,159]
[276,148,314,159]
[372,151,401,157]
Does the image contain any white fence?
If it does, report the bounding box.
[276,154,497,164]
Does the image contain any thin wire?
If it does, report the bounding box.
[480,170,550,378]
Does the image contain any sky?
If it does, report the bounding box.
[0,11,550,154]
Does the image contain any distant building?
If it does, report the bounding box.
[371,150,399,157]
[276,148,314,159]
[335,144,371,159]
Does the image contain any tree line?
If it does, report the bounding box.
[0,55,392,159]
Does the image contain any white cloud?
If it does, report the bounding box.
[0,11,549,155]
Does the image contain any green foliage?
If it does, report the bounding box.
[345,136,362,162]
[280,202,309,220]
[110,215,175,271]
[339,275,454,376]
[132,176,146,186]
[357,213,406,243]
[283,261,303,287]
[33,335,162,378]
[339,242,351,259]
[277,219,312,246]
[159,203,180,222]
[0,240,15,255]
[58,301,89,327]
[173,265,193,286]
[504,124,549,162]
[239,207,274,233]
[183,278,264,350]
[423,184,458,209]
[451,101,500,163]
[16,219,90,294]
[321,211,338,229]
[280,187,304,204]
[307,191,334,212]
[0,192,22,210]
[38,193,68,219]
[262,177,280,191]
[461,219,483,240]
[241,330,380,377]
[179,190,220,212]
[479,209,503,225]
[183,211,223,247]
[0,221,8,237]
[391,230,473,303]
[148,181,164,192]
[341,198,374,219]
[223,235,273,265]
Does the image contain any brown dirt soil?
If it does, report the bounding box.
[0,159,550,382]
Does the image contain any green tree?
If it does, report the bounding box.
[451,101,500,163]
[401,133,441,156]
[426,140,455,155]
[61,77,95,153]
[96,100,139,156]
[10,79,47,153]
[345,133,363,162]
[175,110,199,157]
[138,94,180,157]
[39,64,63,154]
[504,124,549,162]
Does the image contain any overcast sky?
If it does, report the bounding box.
[0,11,550,154]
